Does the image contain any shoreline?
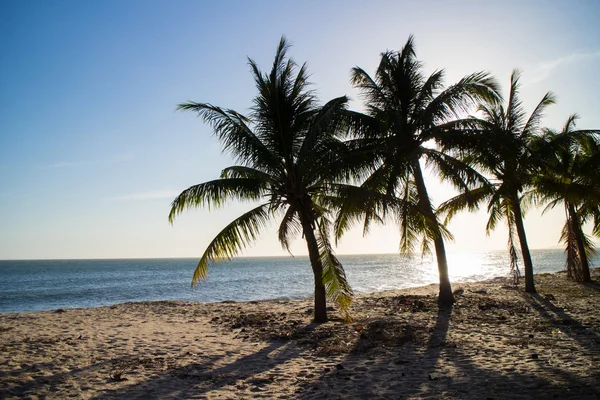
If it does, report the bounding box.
[1,269,599,399]
[0,268,566,316]
[1,250,580,315]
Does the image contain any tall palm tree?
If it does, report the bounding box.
[530,115,600,282]
[333,36,500,305]
[169,37,353,323]
[440,70,555,293]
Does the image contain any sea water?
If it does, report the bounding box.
[0,249,589,313]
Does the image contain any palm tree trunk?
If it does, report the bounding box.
[298,206,328,323]
[568,203,591,282]
[511,195,536,293]
[412,161,454,305]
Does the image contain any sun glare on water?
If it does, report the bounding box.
[447,251,509,282]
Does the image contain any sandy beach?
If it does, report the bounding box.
[1,269,599,400]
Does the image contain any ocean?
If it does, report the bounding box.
[0,249,585,313]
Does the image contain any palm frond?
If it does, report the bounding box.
[297,95,349,169]
[485,194,505,234]
[219,166,274,181]
[169,178,267,223]
[423,148,489,191]
[561,216,583,281]
[190,203,272,285]
[397,179,431,255]
[331,183,390,242]
[438,185,493,224]
[419,71,500,133]
[350,66,391,113]
[316,218,353,316]
[522,91,556,137]
[506,70,526,134]
[177,102,281,172]
[278,205,302,254]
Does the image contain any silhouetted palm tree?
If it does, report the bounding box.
[440,70,555,293]
[333,36,500,305]
[530,115,600,281]
[169,38,352,322]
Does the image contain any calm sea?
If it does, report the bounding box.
[0,250,585,313]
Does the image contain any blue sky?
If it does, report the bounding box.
[1,0,599,259]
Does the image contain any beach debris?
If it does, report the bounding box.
[54,309,66,313]
[428,372,441,380]
[109,363,131,381]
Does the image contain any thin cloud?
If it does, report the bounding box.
[44,161,80,169]
[109,190,180,201]
[42,153,134,169]
[526,50,600,85]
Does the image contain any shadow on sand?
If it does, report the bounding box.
[3,277,599,399]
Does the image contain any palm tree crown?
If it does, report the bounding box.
[169,37,352,322]
[530,115,600,281]
[335,35,500,305]
[440,70,555,293]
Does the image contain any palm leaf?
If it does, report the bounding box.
[316,218,353,316]
[438,186,492,224]
[177,102,281,172]
[169,178,267,222]
[278,205,302,254]
[191,203,272,285]
[521,91,556,137]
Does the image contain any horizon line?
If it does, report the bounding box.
[0,247,565,262]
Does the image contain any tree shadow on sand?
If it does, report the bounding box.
[5,276,599,399]
[88,328,309,399]
[521,292,600,350]
[296,305,456,398]
[1,354,146,398]
[294,291,600,399]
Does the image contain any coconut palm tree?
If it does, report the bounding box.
[530,115,600,282]
[439,70,555,293]
[169,37,352,323]
[333,36,500,305]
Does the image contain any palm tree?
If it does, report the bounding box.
[169,37,353,323]
[333,36,500,305]
[530,115,600,282]
[440,70,555,293]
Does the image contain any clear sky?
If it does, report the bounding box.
[1,0,599,260]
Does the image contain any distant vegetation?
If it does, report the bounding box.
[170,36,600,322]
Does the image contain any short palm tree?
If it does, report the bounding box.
[530,115,600,282]
[334,36,500,305]
[169,38,353,322]
[440,70,555,293]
